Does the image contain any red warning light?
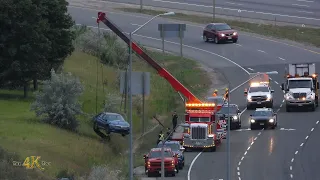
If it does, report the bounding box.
[97,12,106,23]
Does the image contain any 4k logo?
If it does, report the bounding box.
[23,156,45,170]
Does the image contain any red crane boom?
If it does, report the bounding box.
[96,12,201,103]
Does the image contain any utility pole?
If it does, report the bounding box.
[213,0,216,21]
[226,86,230,180]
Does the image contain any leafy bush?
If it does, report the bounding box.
[73,26,128,69]
[104,92,122,114]
[77,165,124,180]
[31,69,84,131]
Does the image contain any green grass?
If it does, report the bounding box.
[0,50,211,179]
[116,8,320,47]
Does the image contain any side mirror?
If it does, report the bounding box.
[143,155,147,159]
[244,91,248,96]
[249,114,252,116]
[271,90,274,93]
[281,83,284,91]
[237,110,241,114]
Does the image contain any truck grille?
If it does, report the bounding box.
[191,126,206,139]
[293,93,306,99]
[251,96,267,101]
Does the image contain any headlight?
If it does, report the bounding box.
[247,95,252,100]
[208,134,215,138]
[233,32,237,35]
[306,93,315,100]
[233,116,238,120]
[285,93,293,100]
[220,33,225,37]
[250,119,255,123]
[269,119,274,123]
[267,94,271,99]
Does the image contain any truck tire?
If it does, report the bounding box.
[176,166,179,173]
[311,104,316,111]
[105,125,110,134]
[93,122,98,131]
[147,172,152,177]
[171,171,176,177]
[247,104,251,110]
[250,124,256,130]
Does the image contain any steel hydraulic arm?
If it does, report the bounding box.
[96,12,201,103]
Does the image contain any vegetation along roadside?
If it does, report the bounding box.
[116,8,320,47]
[0,25,211,179]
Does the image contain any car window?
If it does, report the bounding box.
[252,110,272,116]
[215,24,231,31]
[159,144,180,151]
[205,24,211,29]
[149,151,172,158]
[104,114,124,121]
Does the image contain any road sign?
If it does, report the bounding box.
[120,71,150,96]
[158,24,186,56]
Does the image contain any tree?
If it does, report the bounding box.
[0,0,75,97]
[31,69,84,131]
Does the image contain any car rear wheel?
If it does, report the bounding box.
[93,122,98,131]
[214,37,220,44]
[203,35,209,42]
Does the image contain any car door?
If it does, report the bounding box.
[203,24,211,37]
[97,113,108,128]
[209,25,217,38]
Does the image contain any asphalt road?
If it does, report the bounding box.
[104,0,320,26]
[68,6,320,180]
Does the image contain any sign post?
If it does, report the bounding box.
[158,24,186,56]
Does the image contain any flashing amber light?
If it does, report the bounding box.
[286,74,317,78]
[185,103,215,107]
[312,74,317,78]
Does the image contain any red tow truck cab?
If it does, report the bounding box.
[143,148,178,177]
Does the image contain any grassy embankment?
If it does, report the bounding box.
[0,49,211,179]
[116,8,320,47]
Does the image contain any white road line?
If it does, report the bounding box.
[290,166,292,170]
[237,167,240,170]
[300,143,304,146]
[291,158,294,162]
[244,151,247,155]
[247,67,254,71]
[226,2,243,5]
[151,0,320,21]
[247,146,251,150]
[238,177,242,180]
[295,151,298,154]
[241,156,244,160]
[274,81,279,84]
[131,23,142,26]
[254,137,257,140]
[238,161,241,165]
[311,128,314,131]
[317,121,319,124]
[269,77,272,80]
[278,57,286,61]
[235,44,242,47]
[188,152,202,180]
[258,132,261,135]
[237,172,240,175]
[257,49,266,53]
[297,0,314,2]
[305,135,309,139]
[298,10,314,14]
[292,3,310,7]
[282,99,285,102]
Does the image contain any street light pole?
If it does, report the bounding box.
[127,12,175,180]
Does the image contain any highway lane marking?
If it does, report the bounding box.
[69,6,320,56]
[237,128,264,180]
[235,44,242,47]
[289,119,320,179]
[298,10,314,14]
[247,67,254,71]
[297,0,314,2]
[274,81,279,84]
[278,57,286,61]
[257,49,266,53]
[151,0,320,21]
[131,23,142,26]
[225,2,243,6]
[187,151,203,180]
[292,4,310,7]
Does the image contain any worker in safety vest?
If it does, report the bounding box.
[212,89,218,97]
[224,88,229,100]
[157,130,165,144]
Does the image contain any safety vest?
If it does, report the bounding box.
[159,134,164,141]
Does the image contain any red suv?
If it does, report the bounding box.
[203,23,238,44]
[143,148,178,177]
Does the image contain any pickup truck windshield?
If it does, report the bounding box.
[159,144,180,151]
[149,151,172,158]
[288,80,312,89]
[218,106,237,114]
[249,86,269,93]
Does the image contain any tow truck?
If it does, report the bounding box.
[281,63,319,112]
[244,74,274,109]
[95,12,223,148]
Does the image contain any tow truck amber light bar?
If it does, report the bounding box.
[250,82,269,87]
[185,103,215,107]
[286,73,317,78]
